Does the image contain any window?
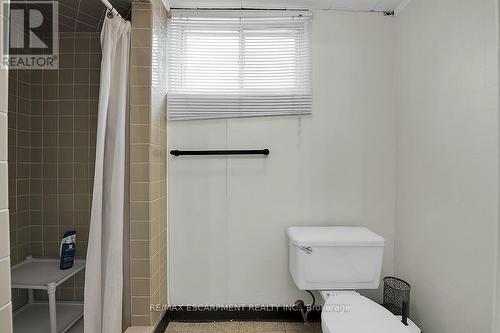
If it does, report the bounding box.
[167,11,312,120]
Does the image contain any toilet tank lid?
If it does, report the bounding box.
[287,227,385,247]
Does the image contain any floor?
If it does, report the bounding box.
[67,318,84,333]
[66,319,322,333]
[165,321,322,333]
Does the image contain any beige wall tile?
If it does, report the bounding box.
[131,259,150,278]
[0,257,11,307]
[132,278,150,297]
[0,73,7,112]
[131,202,150,221]
[131,145,150,164]
[0,302,12,333]
[131,164,150,183]
[149,146,164,165]
[151,307,161,325]
[133,2,153,10]
[150,235,160,256]
[0,210,9,258]
[158,271,166,306]
[149,198,163,220]
[149,181,162,201]
[150,270,159,295]
[150,252,160,276]
[0,113,6,161]
[131,105,151,125]
[0,163,7,210]
[130,87,152,107]
[131,125,150,144]
[149,164,164,182]
[131,182,150,202]
[43,241,59,257]
[131,240,149,260]
[132,297,150,316]
[30,226,42,241]
[150,127,162,145]
[150,216,160,238]
[131,67,152,86]
[131,48,153,67]
[131,315,151,327]
[131,29,152,48]
[131,222,150,240]
[31,242,43,257]
[132,9,153,29]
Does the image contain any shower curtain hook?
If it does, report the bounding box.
[106,9,114,19]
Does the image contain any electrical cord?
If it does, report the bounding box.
[306,290,315,310]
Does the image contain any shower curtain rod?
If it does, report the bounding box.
[100,0,119,16]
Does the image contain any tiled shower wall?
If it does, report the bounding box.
[29,31,100,263]
[7,70,31,268]
[129,0,168,327]
[7,32,101,305]
[7,69,31,310]
[150,0,168,325]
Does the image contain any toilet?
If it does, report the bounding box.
[287,227,420,333]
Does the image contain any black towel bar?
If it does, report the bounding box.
[170,149,270,156]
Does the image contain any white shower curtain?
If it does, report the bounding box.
[84,13,130,333]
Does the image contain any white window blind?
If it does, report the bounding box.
[167,11,312,120]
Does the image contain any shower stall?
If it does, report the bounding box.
[7,32,101,332]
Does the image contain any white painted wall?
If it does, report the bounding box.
[394,1,499,332]
[168,11,396,305]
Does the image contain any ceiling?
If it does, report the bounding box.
[57,0,133,32]
[165,0,410,14]
[41,0,407,33]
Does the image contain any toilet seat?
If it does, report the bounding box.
[321,293,409,333]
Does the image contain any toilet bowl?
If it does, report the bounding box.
[320,291,408,333]
[287,227,421,333]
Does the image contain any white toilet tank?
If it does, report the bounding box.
[287,227,385,290]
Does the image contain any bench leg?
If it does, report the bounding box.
[28,289,34,304]
[48,283,57,333]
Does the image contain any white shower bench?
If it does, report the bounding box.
[11,256,86,333]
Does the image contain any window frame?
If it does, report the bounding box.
[167,10,313,121]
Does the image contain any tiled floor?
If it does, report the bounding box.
[165,321,322,333]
